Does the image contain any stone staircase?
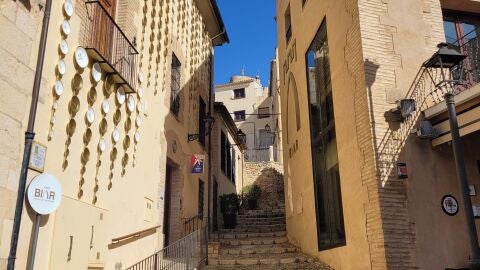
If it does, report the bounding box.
[207,209,333,270]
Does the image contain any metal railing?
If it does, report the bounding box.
[450,29,480,90]
[182,214,206,237]
[83,1,138,92]
[244,147,282,162]
[125,226,207,270]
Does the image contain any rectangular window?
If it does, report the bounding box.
[199,98,206,146]
[285,4,292,43]
[170,54,181,116]
[233,88,246,99]
[234,110,246,122]
[198,180,204,217]
[226,144,232,179]
[258,107,270,119]
[221,131,227,173]
[258,129,274,148]
[306,20,346,250]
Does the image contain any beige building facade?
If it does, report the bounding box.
[277,0,480,269]
[0,0,227,269]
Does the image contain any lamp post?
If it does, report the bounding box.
[234,129,247,204]
[424,43,480,269]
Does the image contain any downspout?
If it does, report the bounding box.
[7,0,53,269]
[206,51,214,264]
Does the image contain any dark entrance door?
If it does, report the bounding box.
[163,165,173,246]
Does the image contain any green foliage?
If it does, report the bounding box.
[243,184,262,200]
[219,193,240,215]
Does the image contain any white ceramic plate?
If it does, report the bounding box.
[61,20,71,36]
[91,62,102,82]
[137,88,144,99]
[53,101,59,110]
[48,130,54,139]
[54,80,64,96]
[116,87,126,104]
[64,0,74,17]
[138,72,144,83]
[86,107,95,124]
[136,115,142,127]
[51,116,56,124]
[127,95,135,113]
[98,138,106,152]
[102,100,110,114]
[57,59,66,75]
[112,128,120,143]
[75,47,89,68]
[137,101,143,112]
[134,131,140,143]
[59,40,69,55]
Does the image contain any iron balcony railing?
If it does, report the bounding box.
[125,226,208,270]
[82,1,138,93]
[244,147,282,162]
[450,29,480,91]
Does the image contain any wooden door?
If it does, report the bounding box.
[96,0,116,61]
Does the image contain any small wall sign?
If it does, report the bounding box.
[397,162,408,179]
[441,195,459,216]
[469,185,477,196]
[191,154,205,174]
[27,173,62,215]
[29,141,47,172]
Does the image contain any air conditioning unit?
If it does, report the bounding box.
[416,120,439,139]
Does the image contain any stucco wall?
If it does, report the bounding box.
[0,0,216,269]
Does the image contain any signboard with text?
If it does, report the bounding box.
[191,154,205,174]
[27,173,62,215]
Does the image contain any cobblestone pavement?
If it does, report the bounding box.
[206,260,334,270]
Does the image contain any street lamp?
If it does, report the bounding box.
[424,42,480,269]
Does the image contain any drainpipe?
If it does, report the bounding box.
[206,52,214,264]
[7,0,53,269]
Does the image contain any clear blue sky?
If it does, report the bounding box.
[214,0,277,87]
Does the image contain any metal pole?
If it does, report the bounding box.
[445,93,480,269]
[26,214,41,270]
[7,0,52,269]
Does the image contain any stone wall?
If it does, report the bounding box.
[0,1,43,268]
[243,162,285,210]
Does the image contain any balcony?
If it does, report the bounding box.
[82,1,138,93]
[451,30,480,91]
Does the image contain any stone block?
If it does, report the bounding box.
[0,77,28,121]
[0,15,32,64]
[0,188,16,219]
[236,258,258,265]
[0,156,10,188]
[0,46,35,95]
[15,6,38,39]
[0,0,18,23]
[0,113,22,159]
[6,166,19,194]
[0,219,14,258]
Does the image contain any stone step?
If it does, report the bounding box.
[240,209,285,216]
[219,236,288,246]
[207,260,333,270]
[236,223,286,230]
[219,225,285,233]
[209,252,308,266]
[211,230,286,240]
[237,216,285,221]
[220,243,298,255]
[236,220,285,226]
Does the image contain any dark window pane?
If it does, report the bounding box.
[221,131,226,173]
[306,20,346,250]
[234,110,246,122]
[258,107,270,119]
[234,88,245,99]
[170,54,181,116]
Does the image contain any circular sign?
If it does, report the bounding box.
[27,173,62,215]
[441,195,459,216]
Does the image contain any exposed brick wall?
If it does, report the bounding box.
[243,162,285,210]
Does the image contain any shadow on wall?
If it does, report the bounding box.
[249,166,285,210]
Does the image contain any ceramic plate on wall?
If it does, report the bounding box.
[54,80,64,96]
[112,128,120,143]
[98,138,106,153]
[138,72,144,83]
[57,59,66,75]
[61,20,71,36]
[134,131,140,143]
[91,62,102,82]
[127,95,135,113]
[137,101,143,112]
[102,100,110,114]
[75,47,89,68]
[64,0,74,17]
[137,88,144,99]
[116,87,126,104]
[86,107,95,124]
[59,40,69,55]
[136,115,142,127]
